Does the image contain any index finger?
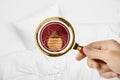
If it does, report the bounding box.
[87,40,113,50]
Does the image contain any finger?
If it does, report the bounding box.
[117,74,120,79]
[83,46,107,62]
[98,62,118,79]
[99,71,117,79]
[76,52,86,61]
[97,62,111,73]
[87,40,108,50]
[87,58,100,69]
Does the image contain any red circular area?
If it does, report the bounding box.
[39,22,70,52]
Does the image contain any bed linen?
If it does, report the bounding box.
[0,0,120,80]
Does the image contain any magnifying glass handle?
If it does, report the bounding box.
[73,43,86,56]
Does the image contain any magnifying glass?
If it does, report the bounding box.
[35,17,85,57]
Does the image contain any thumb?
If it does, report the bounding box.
[83,46,107,62]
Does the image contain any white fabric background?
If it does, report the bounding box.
[0,0,120,80]
[59,0,120,23]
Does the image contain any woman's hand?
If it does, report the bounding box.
[76,40,120,79]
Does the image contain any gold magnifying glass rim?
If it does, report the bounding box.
[34,17,75,57]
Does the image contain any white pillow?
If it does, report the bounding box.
[13,3,60,49]
[74,23,120,45]
[0,0,56,22]
[13,1,120,50]
[106,23,120,43]
[0,24,26,56]
[59,0,120,23]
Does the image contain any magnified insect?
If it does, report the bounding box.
[35,17,84,57]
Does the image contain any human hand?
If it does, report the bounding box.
[76,40,120,79]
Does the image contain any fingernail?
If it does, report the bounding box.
[83,46,91,54]
[85,46,91,50]
[76,53,84,61]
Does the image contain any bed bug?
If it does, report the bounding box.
[47,31,63,52]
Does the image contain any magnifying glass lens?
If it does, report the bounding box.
[39,22,70,52]
[35,17,84,57]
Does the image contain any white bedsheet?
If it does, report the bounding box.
[0,0,120,80]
